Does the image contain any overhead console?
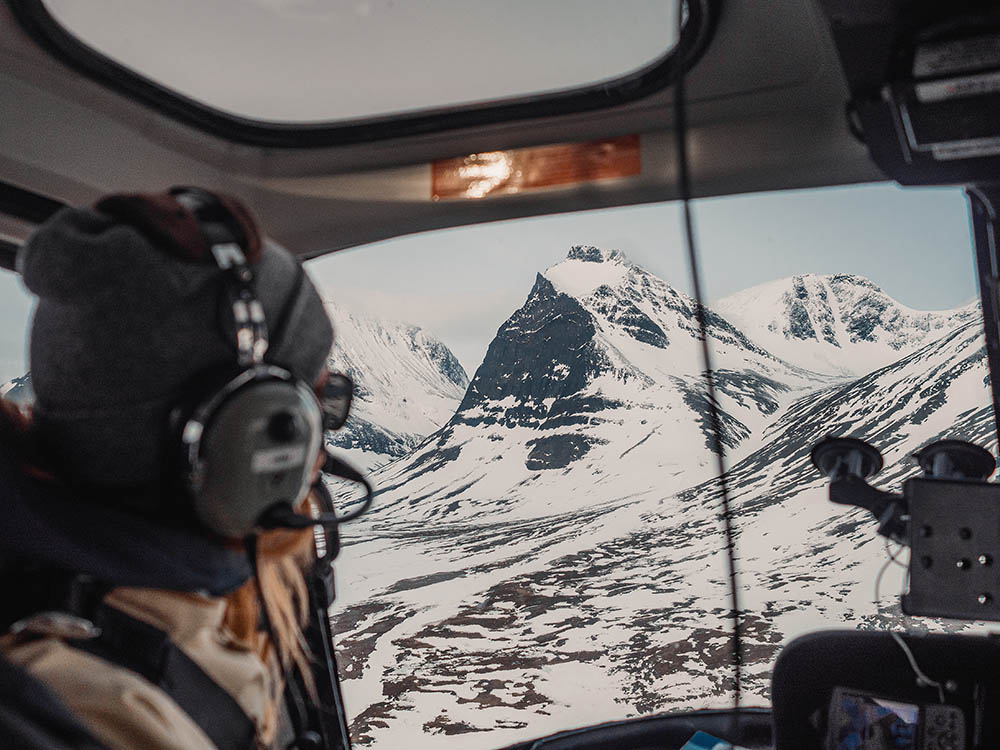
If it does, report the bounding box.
[819,0,1000,186]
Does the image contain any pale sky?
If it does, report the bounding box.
[307,183,978,374]
[0,182,978,384]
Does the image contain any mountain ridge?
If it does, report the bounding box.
[715,272,977,376]
[356,251,844,525]
[320,302,470,471]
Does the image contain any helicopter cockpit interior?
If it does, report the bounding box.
[2,1,1000,749]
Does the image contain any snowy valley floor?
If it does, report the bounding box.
[328,385,994,750]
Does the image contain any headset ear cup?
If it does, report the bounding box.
[180,368,323,538]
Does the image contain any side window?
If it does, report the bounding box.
[0,271,33,404]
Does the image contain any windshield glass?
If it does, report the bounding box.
[303,182,994,748]
[41,0,680,123]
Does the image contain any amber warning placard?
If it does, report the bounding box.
[432,134,641,200]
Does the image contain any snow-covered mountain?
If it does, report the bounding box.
[694,315,994,697]
[360,246,826,525]
[0,372,33,406]
[715,273,977,377]
[324,302,469,471]
[328,249,990,749]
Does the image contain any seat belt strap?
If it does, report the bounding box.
[68,605,257,750]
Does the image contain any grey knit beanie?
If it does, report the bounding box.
[18,191,333,489]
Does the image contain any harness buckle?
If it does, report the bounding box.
[9,611,102,640]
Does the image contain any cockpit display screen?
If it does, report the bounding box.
[827,690,919,750]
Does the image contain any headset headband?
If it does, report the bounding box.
[172,189,269,366]
[96,187,269,367]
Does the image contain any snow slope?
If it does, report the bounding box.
[324,302,469,471]
[715,273,976,377]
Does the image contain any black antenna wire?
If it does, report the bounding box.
[673,0,744,719]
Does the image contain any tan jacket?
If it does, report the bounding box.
[1,588,279,750]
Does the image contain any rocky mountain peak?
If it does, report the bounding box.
[566,245,627,264]
[326,260,988,750]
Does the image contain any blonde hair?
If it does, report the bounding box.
[223,498,321,742]
[224,519,316,673]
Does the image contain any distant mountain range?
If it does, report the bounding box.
[715,273,976,376]
[323,301,469,472]
[324,246,993,749]
[0,307,468,475]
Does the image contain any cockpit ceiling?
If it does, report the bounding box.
[0,0,883,258]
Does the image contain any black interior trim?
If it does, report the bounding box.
[497,707,772,750]
[7,0,719,149]
[0,179,65,224]
[0,239,18,271]
[0,180,65,272]
[970,186,1000,451]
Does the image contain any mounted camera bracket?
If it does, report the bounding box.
[813,436,1000,620]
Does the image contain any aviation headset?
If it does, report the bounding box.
[136,187,354,539]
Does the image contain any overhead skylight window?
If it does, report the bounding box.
[40,0,681,124]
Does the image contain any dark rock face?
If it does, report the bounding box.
[590,285,669,349]
[678,381,751,453]
[456,275,601,430]
[846,293,889,343]
[787,298,817,341]
[782,275,837,345]
[829,273,877,292]
[780,274,892,347]
[539,395,624,431]
[812,283,839,345]
[828,274,916,349]
[326,415,416,459]
[787,278,818,341]
[525,434,603,470]
[567,245,622,263]
[712,369,789,416]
